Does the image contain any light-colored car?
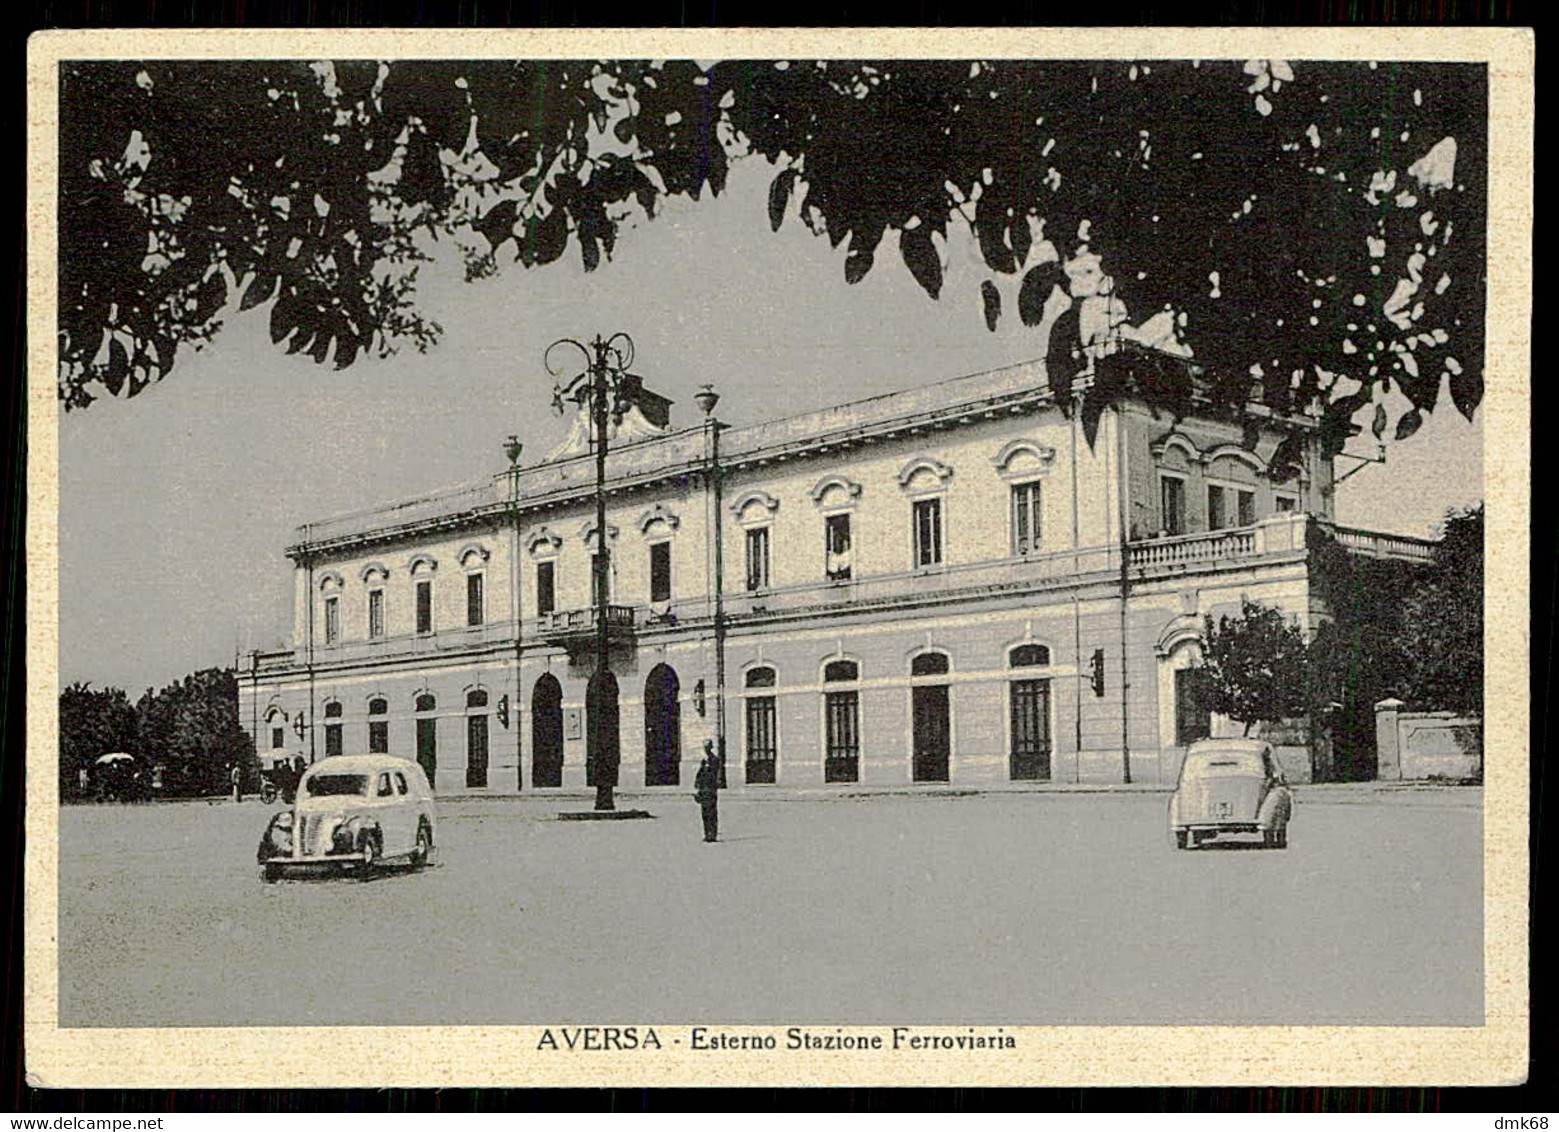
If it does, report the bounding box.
[1169,738,1292,850]
[257,754,436,881]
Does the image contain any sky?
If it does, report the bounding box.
[57,157,1483,694]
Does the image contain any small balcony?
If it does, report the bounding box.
[531,605,638,649]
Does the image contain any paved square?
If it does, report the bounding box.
[57,790,1482,1028]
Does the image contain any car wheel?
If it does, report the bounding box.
[411,820,432,868]
[1173,830,1188,850]
[358,830,379,879]
[261,863,281,884]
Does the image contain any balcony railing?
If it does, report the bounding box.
[1127,528,1258,570]
[531,605,638,647]
[1325,523,1437,563]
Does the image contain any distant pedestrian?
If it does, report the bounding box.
[77,766,89,799]
[693,740,720,843]
[230,762,243,803]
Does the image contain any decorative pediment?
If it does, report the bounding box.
[318,570,345,592]
[1155,614,1204,658]
[989,440,1056,480]
[1203,444,1268,475]
[359,562,390,584]
[526,527,564,555]
[408,554,438,575]
[1150,431,1204,467]
[579,520,620,543]
[457,544,490,570]
[637,503,681,534]
[897,456,955,493]
[730,490,780,523]
[809,475,863,509]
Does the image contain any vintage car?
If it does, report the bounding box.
[257,754,436,881]
[1169,738,1293,850]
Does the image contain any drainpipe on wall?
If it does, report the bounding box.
[304,526,316,765]
[1114,407,1132,785]
[1070,396,1083,785]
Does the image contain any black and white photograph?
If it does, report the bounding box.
[25,28,1531,1088]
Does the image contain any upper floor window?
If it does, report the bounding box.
[1274,493,1298,513]
[416,580,433,634]
[1209,484,1256,530]
[913,498,943,568]
[323,596,340,644]
[825,514,853,581]
[591,553,611,606]
[745,526,771,592]
[1161,475,1187,536]
[271,726,285,750]
[536,560,556,616]
[367,589,385,639]
[649,541,672,603]
[466,572,484,627]
[1011,481,1042,555]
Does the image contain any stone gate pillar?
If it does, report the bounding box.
[1375,698,1405,780]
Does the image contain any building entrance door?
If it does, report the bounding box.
[416,718,436,789]
[531,674,564,788]
[912,684,951,782]
[1009,678,1052,781]
[643,664,681,786]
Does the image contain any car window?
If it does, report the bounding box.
[1184,750,1264,777]
[394,772,408,795]
[376,772,393,797]
[304,774,368,797]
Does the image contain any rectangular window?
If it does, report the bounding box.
[824,690,860,782]
[1208,485,1228,531]
[825,514,853,581]
[368,720,388,754]
[1011,481,1042,555]
[745,527,771,591]
[1175,667,1212,746]
[466,573,484,627]
[271,727,284,750]
[466,714,489,788]
[649,541,672,602]
[416,580,433,634]
[745,696,778,784]
[323,596,339,645]
[1010,678,1052,781]
[1237,489,1256,527]
[591,554,611,606]
[368,589,385,639]
[913,497,943,567]
[1161,476,1186,536]
[324,723,343,759]
[536,561,556,615]
[1274,494,1298,513]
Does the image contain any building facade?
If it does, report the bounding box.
[239,346,1435,793]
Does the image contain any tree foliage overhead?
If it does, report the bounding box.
[60,57,1485,443]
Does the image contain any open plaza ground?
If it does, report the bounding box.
[56,788,1482,1029]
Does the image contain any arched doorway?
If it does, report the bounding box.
[414,692,437,790]
[585,670,620,790]
[643,663,681,786]
[531,673,564,788]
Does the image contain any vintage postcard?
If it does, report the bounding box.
[25,27,1532,1088]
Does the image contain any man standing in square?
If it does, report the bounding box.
[693,739,720,843]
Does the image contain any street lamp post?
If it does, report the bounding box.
[504,434,524,792]
[693,383,728,788]
[548,332,639,812]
